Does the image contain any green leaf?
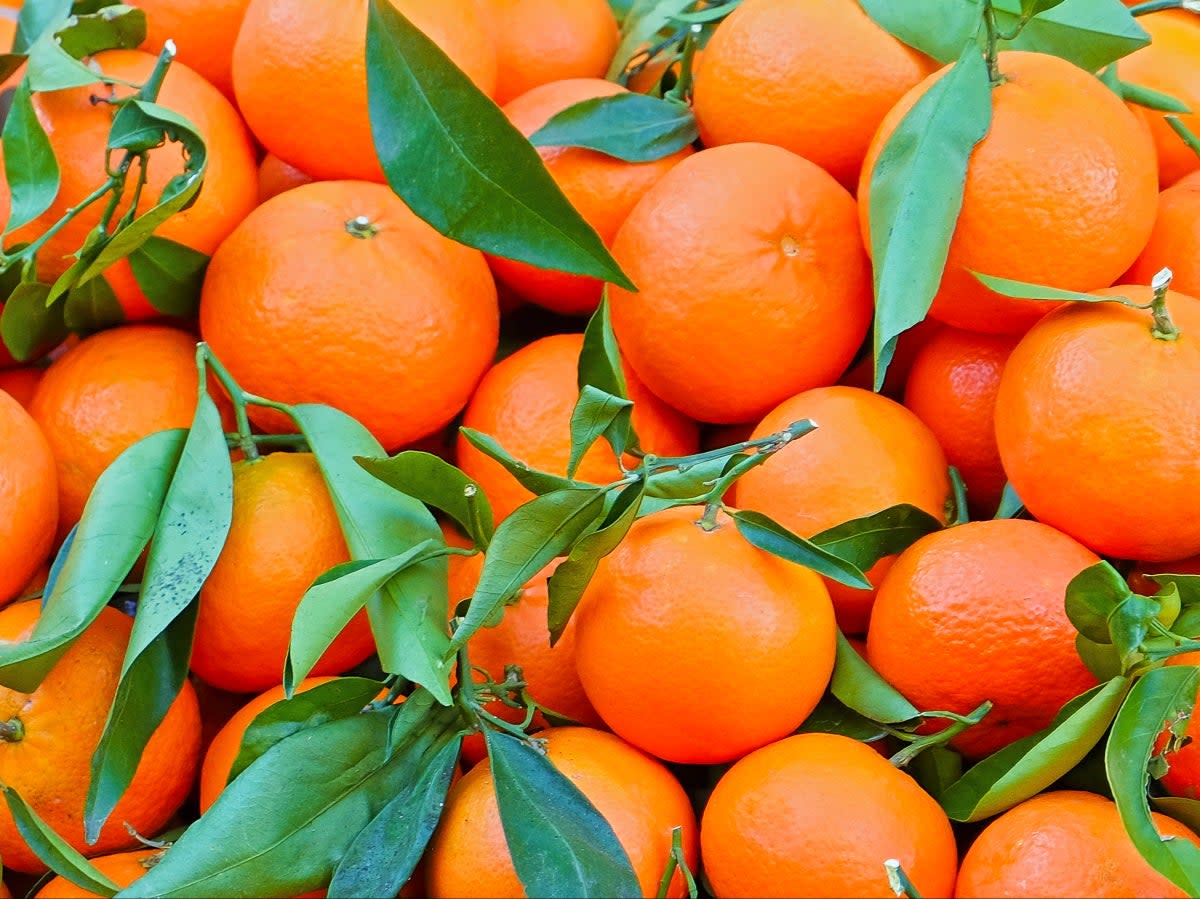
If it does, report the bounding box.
[459,427,581,496]
[450,487,607,651]
[859,0,980,63]
[15,0,71,54]
[1152,797,1200,835]
[486,730,641,899]
[1065,561,1133,645]
[25,31,100,91]
[1110,75,1192,114]
[732,510,871,589]
[2,80,59,233]
[1148,574,1200,611]
[1021,0,1068,15]
[365,0,633,289]
[566,386,634,479]
[55,5,146,59]
[971,271,1123,303]
[0,428,184,693]
[809,504,943,574]
[578,296,630,399]
[288,404,453,705]
[795,694,890,743]
[63,273,124,332]
[607,0,694,81]
[1076,633,1124,682]
[357,451,495,549]
[529,93,698,163]
[643,454,728,502]
[0,784,119,897]
[126,236,209,316]
[1001,0,1149,71]
[993,482,1026,519]
[868,45,992,389]
[941,676,1131,821]
[1106,665,1200,896]
[830,631,920,724]
[1110,594,1160,674]
[908,745,965,799]
[0,280,67,362]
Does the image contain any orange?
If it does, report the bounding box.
[0,604,200,872]
[860,50,1159,334]
[0,366,44,409]
[35,847,163,898]
[133,0,251,99]
[866,519,1099,759]
[0,50,258,322]
[574,505,836,764]
[199,180,499,452]
[955,790,1200,898]
[701,732,958,899]
[29,324,211,535]
[426,726,698,898]
[735,386,951,635]
[232,0,496,182]
[693,0,933,189]
[191,453,376,693]
[903,327,1021,518]
[0,391,56,605]
[608,142,873,424]
[1118,11,1200,187]
[457,332,698,522]
[1125,170,1200,298]
[476,0,619,105]
[488,78,692,316]
[994,285,1200,562]
[257,153,316,205]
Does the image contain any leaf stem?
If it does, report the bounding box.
[1129,0,1193,14]
[1167,115,1200,162]
[663,25,701,104]
[649,419,817,472]
[0,718,23,742]
[655,826,699,899]
[888,700,992,767]
[0,178,115,270]
[199,345,259,461]
[885,859,923,899]
[223,432,310,452]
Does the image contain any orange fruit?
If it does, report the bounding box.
[994,285,1200,562]
[29,323,211,535]
[0,366,44,409]
[476,0,619,105]
[1118,11,1200,188]
[232,0,496,182]
[488,78,693,316]
[903,327,1021,518]
[257,153,316,205]
[199,180,499,452]
[866,519,1099,759]
[693,0,933,189]
[608,142,873,424]
[955,790,1200,898]
[735,385,951,635]
[701,732,958,899]
[426,726,698,898]
[861,50,1159,334]
[0,391,56,606]
[1125,170,1200,298]
[0,50,258,322]
[191,453,376,693]
[456,332,698,522]
[133,0,251,99]
[35,847,163,898]
[574,505,836,764]
[0,604,201,872]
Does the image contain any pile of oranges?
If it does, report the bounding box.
[2,0,1200,897]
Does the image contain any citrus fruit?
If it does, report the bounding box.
[35,847,164,898]
[133,0,251,99]
[257,153,316,205]
[1125,170,1200,297]
[608,141,873,424]
[0,366,44,409]
[0,390,56,606]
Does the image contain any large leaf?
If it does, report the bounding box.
[0,280,67,362]
[810,504,943,573]
[365,0,632,288]
[733,510,871,589]
[529,93,698,163]
[829,631,920,724]
[2,80,59,233]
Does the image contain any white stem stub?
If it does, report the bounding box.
[1153,266,1175,293]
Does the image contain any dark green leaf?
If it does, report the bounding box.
[810,504,942,574]
[733,510,871,589]
[830,630,920,724]
[15,0,71,54]
[365,0,632,289]
[55,5,146,59]
[1148,574,1200,611]
[1065,561,1132,644]
[941,676,1131,821]
[63,273,124,332]
[127,236,209,316]
[1076,633,1124,682]
[1106,666,1200,896]
[1152,797,1200,835]
[486,730,641,898]
[2,80,59,233]
[0,428,184,693]
[0,280,66,362]
[795,694,890,742]
[868,46,991,389]
[529,93,698,163]
[578,296,630,399]
[908,745,964,799]
[459,427,581,495]
[1110,594,1159,674]
[566,386,634,479]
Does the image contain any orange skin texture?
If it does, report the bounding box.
[573,506,837,764]
[0,367,44,409]
[693,0,933,189]
[191,453,376,693]
[476,0,619,106]
[1118,11,1200,188]
[199,180,499,452]
[1125,170,1200,297]
[609,142,873,424]
[28,324,214,535]
[860,51,1159,334]
[133,0,251,99]
[488,78,693,316]
[994,285,1200,562]
[257,153,317,205]
[955,790,1199,898]
[866,519,1100,759]
[0,392,56,605]
[232,0,496,182]
[701,733,957,899]
[35,848,163,898]
[426,727,698,899]
[735,386,952,635]
[0,604,201,873]
[456,332,698,522]
[0,50,258,322]
[904,327,1021,518]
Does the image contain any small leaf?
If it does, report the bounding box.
[607,0,695,80]
[126,236,209,316]
[796,694,890,743]
[908,745,965,800]
[486,730,641,898]
[1076,633,1124,682]
[459,427,580,496]
[0,280,67,362]
[2,80,59,233]
[578,296,630,399]
[529,93,698,163]
[830,630,920,724]
[14,0,72,54]
[1149,574,1200,611]
[643,454,728,502]
[809,504,943,574]
[25,31,101,91]
[971,271,1123,303]
[55,5,146,59]
[993,482,1027,519]
[733,510,871,589]
[566,386,634,479]
[1109,594,1160,674]
[63,273,124,332]
[1065,561,1133,645]
[365,0,633,289]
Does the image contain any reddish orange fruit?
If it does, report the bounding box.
[0,367,44,409]
[1125,170,1200,298]
[256,153,316,205]
[0,391,56,606]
